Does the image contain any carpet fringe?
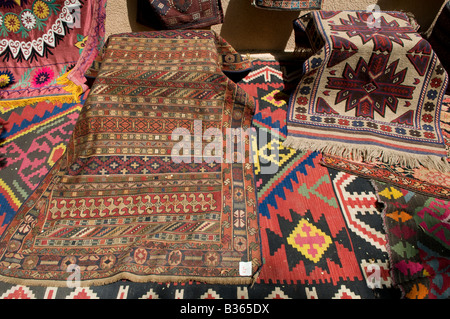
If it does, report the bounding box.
[0,95,78,113]
[56,70,84,103]
[283,136,450,173]
[0,272,255,288]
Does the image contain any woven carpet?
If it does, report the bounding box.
[251,0,322,10]
[0,58,401,298]
[0,30,261,287]
[136,0,223,30]
[373,181,450,299]
[0,0,106,111]
[0,96,86,237]
[284,11,450,173]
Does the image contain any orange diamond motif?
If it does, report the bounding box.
[287,219,332,263]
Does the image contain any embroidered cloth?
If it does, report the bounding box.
[284,11,450,172]
[0,30,261,287]
[137,0,223,30]
[0,0,106,111]
[251,0,321,10]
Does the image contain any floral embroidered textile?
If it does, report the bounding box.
[0,0,106,111]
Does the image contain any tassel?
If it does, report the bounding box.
[56,70,84,103]
[0,95,77,113]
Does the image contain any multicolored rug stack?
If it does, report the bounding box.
[284,11,449,173]
[373,181,449,299]
[0,58,400,299]
[0,0,106,110]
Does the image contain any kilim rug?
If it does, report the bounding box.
[136,0,223,30]
[251,0,322,10]
[373,181,450,299]
[284,11,450,173]
[241,59,397,298]
[0,96,86,237]
[0,58,400,298]
[0,0,106,111]
[0,30,261,286]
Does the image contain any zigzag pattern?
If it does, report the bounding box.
[0,99,84,235]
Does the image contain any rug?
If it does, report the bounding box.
[136,0,223,30]
[251,0,322,10]
[284,11,450,173]
[0,96,86,237]
[0,0,106,111]
[0,58,400,298]
[373,180,450,299]
[242,59,396,298]
[0,30,261,287]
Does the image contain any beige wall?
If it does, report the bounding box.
[105,0,446,52]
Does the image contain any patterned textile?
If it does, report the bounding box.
[284,11,450,173]
[136,0,223,30]
[373,181,450,299]
[0,58,401,299]
[251,0,321,10]
[0,30,261,286]
[241,60,396,298]
[0,96,85,237]
[321,154,450,199]
[0,0,106,110]
[321,97,450,200]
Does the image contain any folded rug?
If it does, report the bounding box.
[0,97,86,237]
[251,0,322,10]
[136,0,223,30]
[0,0,106,111]
[373,181,450,299]
[284,11,450,172]
[0,30,261,287]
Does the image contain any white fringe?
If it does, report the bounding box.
[283,136,450,173]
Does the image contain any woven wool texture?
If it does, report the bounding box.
[284,11,450,172]
[0,30,261,286]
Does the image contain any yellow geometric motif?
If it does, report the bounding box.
[261,90,287,108]
[253,138,296,175]
[287,218,333,263]
[379,186,403,200]
[48,143,67,167]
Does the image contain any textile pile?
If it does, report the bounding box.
[0,3,448,299]
[0,58,400,298]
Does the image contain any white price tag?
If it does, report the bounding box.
[239,261,252,276]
